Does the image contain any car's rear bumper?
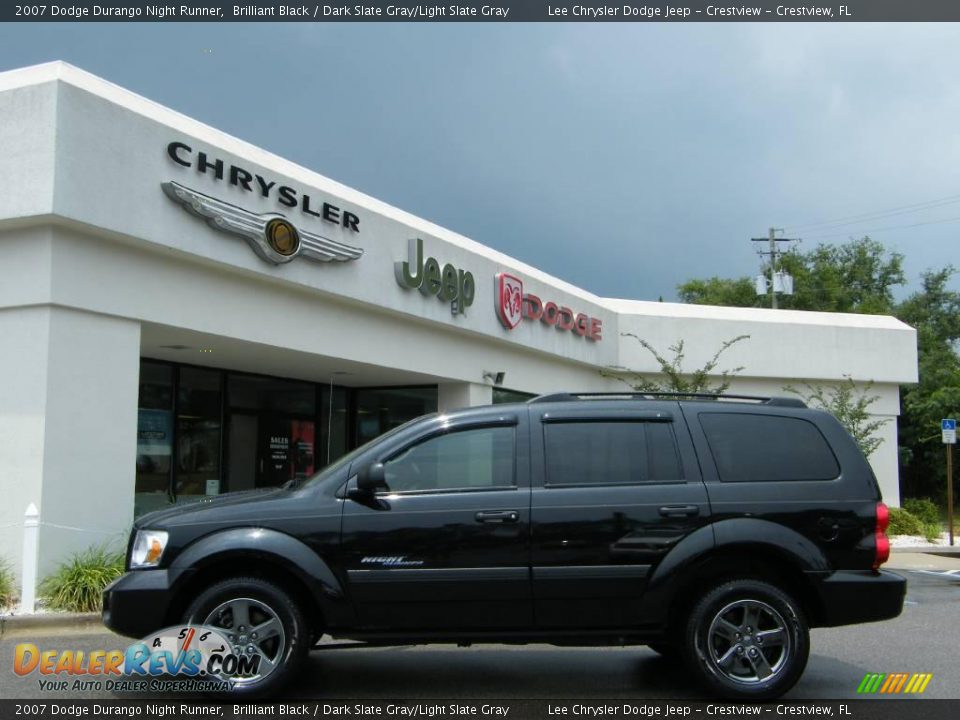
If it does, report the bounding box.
[814,569,906,627]
[102,570,179,638]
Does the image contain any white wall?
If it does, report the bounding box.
[0,306,52,584]
[439,383,494,413]
[38,307,140,577]
[0,78,56,221]
[0,304,139,582]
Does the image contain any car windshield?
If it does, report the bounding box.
[296,414,438,490]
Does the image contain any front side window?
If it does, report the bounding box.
[699,413,840,482]
[382,425,516,493]
[544,421,683,486]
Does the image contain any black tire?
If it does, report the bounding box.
[682,579,809,700]
[183,576,309,697]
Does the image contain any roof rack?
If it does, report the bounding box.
[527,392,806,408]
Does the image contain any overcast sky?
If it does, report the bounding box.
[3,22,959,302]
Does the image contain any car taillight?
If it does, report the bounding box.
[873,502,890,570]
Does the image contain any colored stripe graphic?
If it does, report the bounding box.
[879,674,897,693]
[857,673,885,693]
[858,672,932,694]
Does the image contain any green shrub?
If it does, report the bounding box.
[888,506,943,542]
[0,557,15,609]
[39,546,124,612]
[888,507,924,536]
[902,497,941,526]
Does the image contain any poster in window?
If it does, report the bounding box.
[290,420,315,478]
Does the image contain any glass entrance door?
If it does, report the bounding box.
[257,416,315,488]
[228,413,316,491]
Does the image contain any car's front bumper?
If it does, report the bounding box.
[814,569,906,627]
[102,569,181,638]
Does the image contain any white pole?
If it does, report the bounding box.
[21,503,39,614]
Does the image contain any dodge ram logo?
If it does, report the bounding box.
[496,273,524,330]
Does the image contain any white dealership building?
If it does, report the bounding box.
[0,63,917,584]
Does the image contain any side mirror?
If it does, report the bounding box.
[356,462,387,493]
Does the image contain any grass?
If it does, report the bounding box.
[39,546,124,613]
[0,557,15,609]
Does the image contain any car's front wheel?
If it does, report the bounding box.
[683,579,809,700]
[184,576,308,697]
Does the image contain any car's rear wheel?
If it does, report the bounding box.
[683,579,809,700]
[184,576,308,697]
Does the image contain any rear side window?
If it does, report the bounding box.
[544,421,683,486]
[699,413,840,482]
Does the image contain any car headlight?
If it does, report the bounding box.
[130,530,169,569]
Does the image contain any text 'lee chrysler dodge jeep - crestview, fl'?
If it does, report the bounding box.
[103,392,905,699]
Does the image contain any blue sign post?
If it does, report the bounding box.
[943,420,956,546]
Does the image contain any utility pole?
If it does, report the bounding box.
[751,228,799,309]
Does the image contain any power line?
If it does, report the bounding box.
[801,213,960,241]
[784,192,960,234]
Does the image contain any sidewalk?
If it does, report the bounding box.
[887,547,960,572]
[0,611,103,638]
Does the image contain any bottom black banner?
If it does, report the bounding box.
[1,700,959,720]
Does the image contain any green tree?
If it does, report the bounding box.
[784,377,888,458]
[677,277,761,307]
[678,237,905,313]
[895,268,960,502]
[608,334,749,395]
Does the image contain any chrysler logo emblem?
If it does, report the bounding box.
[265,218,300,257]
[162,182,363,266]
[496,273,524,330]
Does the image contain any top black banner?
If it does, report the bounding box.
[5,1,960,22]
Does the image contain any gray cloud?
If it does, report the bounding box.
[2,22,957,300]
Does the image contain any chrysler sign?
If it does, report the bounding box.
[164,141,364,266]
[166,141,361,232]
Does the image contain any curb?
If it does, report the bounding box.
[0,612,102,638]
[890,546,960,555]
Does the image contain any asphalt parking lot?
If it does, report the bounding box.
[1,561,957,702]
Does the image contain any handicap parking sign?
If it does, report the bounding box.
[943,419,956,444]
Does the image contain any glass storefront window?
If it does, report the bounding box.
[228,374,316,415]
[493,387,535,405]
[134,359,442,514]
[176,367,222,498]
[319,385,348,468]
[354,387,438,445]
[135,362,173,514]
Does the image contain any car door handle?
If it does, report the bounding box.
[475,510,520,524]
[658,505,700,518]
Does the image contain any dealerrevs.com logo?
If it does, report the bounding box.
[13,625,261,693]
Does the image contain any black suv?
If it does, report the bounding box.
[103,392,904,700]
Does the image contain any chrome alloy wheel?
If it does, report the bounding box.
[203,597,287,687]
[704,599,791,685]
